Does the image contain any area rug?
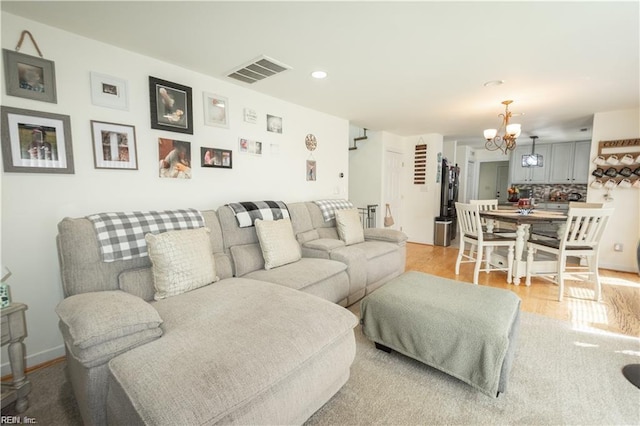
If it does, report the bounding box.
[4,312,639,425]
[306,311,640,425]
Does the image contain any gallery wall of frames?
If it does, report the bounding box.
[0,13,349,373]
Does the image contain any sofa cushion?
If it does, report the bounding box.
[245,258,346,291]
[108,278,358,425]
[62,327,162,368]
[303,238,345,252]
[56,291,162,349]
[335,209,365,246]
[118,267,155,302]
[364,228,409,244]
[255,218,301,270]
[230,243,265,277]
[296,229,320,244]
[145,228,218,300]
[351,240,398,260]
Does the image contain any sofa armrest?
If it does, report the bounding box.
[364,228,408,244]
[56,291,163,367]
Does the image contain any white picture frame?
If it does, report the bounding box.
[203,92,229,128]
[238,137,263,156]
[90,72,129,110]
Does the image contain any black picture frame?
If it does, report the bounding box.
[1,106,74,174]
[201,147,232,169]
[149,76,193,134]
[3,49,57,103]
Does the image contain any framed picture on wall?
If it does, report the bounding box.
[90,120,138,170]
[306,159,317,181]
[238,137,263,156]
[201,147,232,169]
[203,93,229,128]
[149,76,193,134]
[2,49,57,103]
[158,138,192,179]
[1,106,73,173]
[266,114,282,133]
[90,72,129,110]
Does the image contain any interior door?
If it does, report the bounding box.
[465,160,476,202]
[383,151,404,230]
[496,164,509,204]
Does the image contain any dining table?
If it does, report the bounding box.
[479,209,568,285]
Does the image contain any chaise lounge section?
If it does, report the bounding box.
[55,201,407,425]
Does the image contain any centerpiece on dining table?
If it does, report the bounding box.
[517,198,534,215]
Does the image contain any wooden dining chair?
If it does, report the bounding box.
[455,202,515,285]
[525,207,614,301]
[469,199,516,243]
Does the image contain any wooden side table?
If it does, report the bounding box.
[1,303,31,412]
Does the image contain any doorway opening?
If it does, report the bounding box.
[478,161,510,204]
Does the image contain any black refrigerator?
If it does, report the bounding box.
[439,158,460,240]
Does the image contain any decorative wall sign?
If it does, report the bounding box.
[158,138,191,179]
[3,49,57,103]
[203,92,229,128]
[1,106,73,174]
[201,147,232,169]
[436,152,442,183]
[149,76,193,134]
[90,72,129,110]
[90,120,137,170]
[243,108,257,124]
[266,114,283,133]
[414,141,427,184]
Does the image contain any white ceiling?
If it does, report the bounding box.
[2,1,639,147]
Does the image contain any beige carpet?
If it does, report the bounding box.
[3,312,639,425]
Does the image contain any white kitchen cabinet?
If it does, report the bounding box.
[549,141,591,184]
[572,141,591,183]
[510,144,550,183]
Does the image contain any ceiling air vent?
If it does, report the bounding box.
[226,55,292,84]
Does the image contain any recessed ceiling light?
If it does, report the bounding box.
[483,80,505,87]
[311,71,327,79]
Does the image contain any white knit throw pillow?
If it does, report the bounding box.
[335,208,365,245]
[145,228,218,300]
[255,218,302,270]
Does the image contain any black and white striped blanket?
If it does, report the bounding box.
[227,201,290,228]
[314,199,355,222]
[87,208,205,262]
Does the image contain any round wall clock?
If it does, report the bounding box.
[305,134,317,151]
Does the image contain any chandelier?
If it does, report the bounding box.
[483,100,522,154]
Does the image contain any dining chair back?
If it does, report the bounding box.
[569,202,605,208]
[469,199,499,212]
[455,202,515,285]
[469,199,515,234]
[526,207,614,301]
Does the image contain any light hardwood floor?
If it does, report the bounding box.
[406,242,640,338]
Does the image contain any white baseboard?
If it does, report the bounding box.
[1,344,65,377]
[600,263,639,274]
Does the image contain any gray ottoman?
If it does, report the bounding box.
[360,271,521,397]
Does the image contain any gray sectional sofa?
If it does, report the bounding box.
[55,202,407,425]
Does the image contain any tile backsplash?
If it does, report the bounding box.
[513,183,587,201]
